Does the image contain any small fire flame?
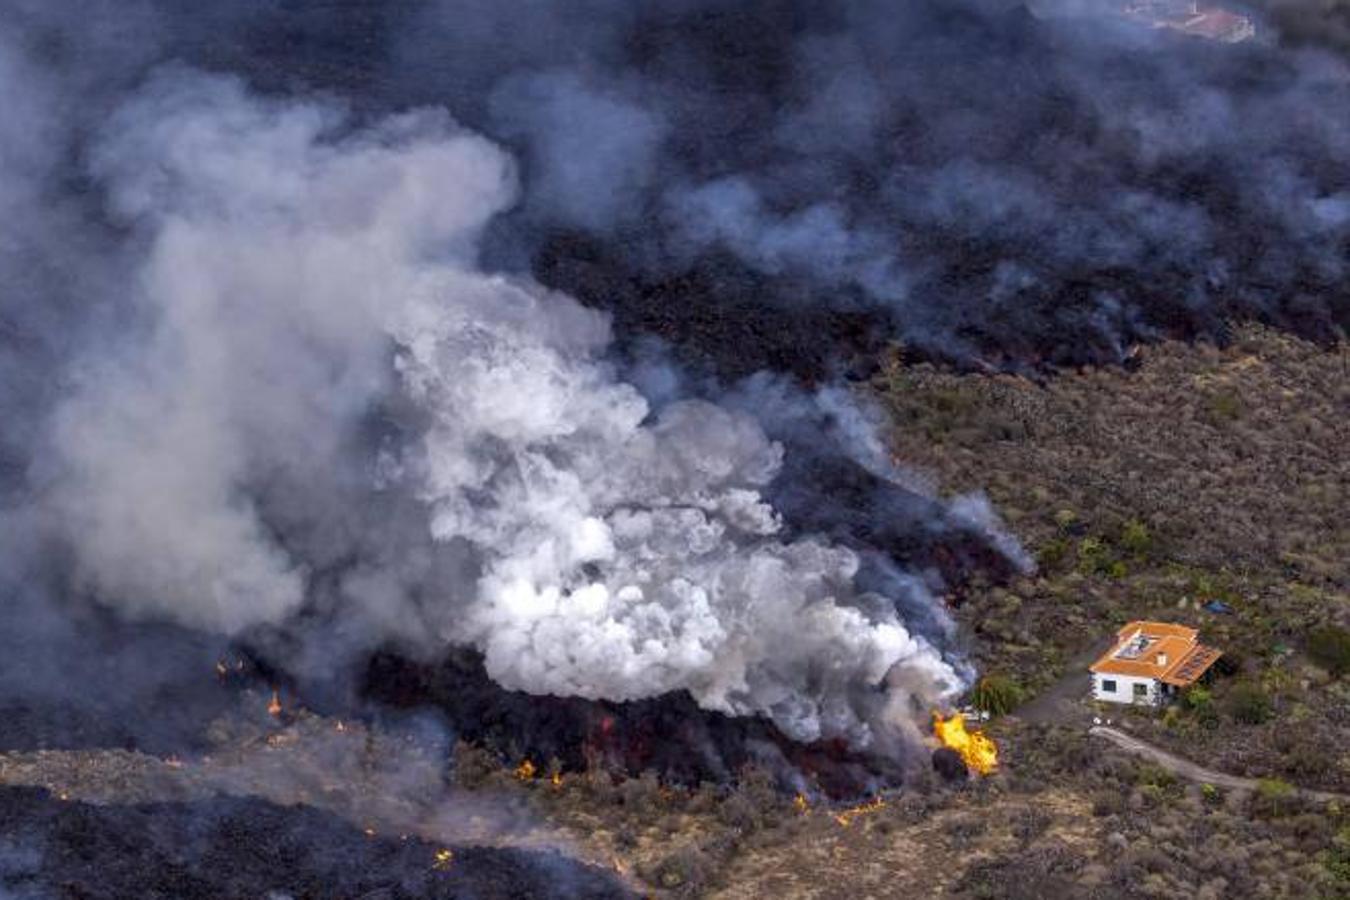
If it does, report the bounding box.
[432,849,454,871]
[267,689,282,717]
[833,795,885,827]
[514,759,536,781]
[794,793,809,814]
[550,771,563,789]
[932,711,998,775]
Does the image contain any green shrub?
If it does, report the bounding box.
[451,741,501,788]
[1037,538,1071,569]
[1076,537,1113,575]
[1225,682,1272,724]
[646,844,714,892]
[1207,390,1244,422]
[1120,519,1153,556]
[1325,826,1350,890]
[1135,763,1178,791]
[1053,509,1078,531]
[1307,625,1350,676]
[971,674,1026,716]
[1183,686,1212,711]
[1252,778,1296,818]
[1183,686,1219,727]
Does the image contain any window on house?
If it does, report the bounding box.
[1133,683,1149,699]
[1101,679,1117,693]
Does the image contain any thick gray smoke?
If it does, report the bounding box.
[27,71,987,747]
[382,0,1350,367]
[5,0,1343,760]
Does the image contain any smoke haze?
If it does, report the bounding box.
[0,0,1344,762]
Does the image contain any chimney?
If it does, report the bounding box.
[1157,652,1169,668]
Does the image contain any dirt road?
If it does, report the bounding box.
[1089,725,1346,802]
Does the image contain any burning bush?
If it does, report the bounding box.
[933,712,998,776]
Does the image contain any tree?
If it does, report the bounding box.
[971,674,1025,716]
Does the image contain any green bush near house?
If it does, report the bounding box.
[971,674,1026,716]
[1183,686,1212,711]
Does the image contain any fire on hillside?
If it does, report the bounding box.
[932,712,999,777]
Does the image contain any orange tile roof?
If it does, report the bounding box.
[1112,620,1197,642]
[1091,621,1219,682]
[1162,644,1223,687]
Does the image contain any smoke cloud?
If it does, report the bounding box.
[4,0,1345,763]
[383,0,1350,366]
[18,70,993,748]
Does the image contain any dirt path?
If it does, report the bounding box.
[1088,726,1347,802]
[1016,639,1113,725]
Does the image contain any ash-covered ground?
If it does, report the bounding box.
[0,786,631,900]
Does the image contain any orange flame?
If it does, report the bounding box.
[267,689,282,717]
[793,793,809,814]
[932,711,998,775]
[551,771,563,789]
[833,795,885,827]
[514,759,536,781]
[432,849,454,871]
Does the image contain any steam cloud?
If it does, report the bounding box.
[29,71,987,747]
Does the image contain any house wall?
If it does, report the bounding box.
[1092,672,1160,705]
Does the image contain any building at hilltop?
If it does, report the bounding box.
[1090,620,1222,705]
[1119,1,1257,43]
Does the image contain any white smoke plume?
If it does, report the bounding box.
[44,71,967,747]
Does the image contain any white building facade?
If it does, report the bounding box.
[1089,621,1222,707]
[1091,671,1162,705]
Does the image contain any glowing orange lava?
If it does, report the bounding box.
[932,710,998,775]
[833,795,885,827]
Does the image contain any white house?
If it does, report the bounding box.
[1090,621,1222,706]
